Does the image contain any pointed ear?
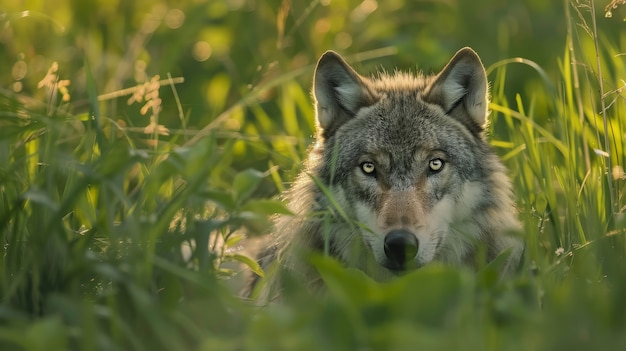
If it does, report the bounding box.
[313,51,376,138]
[424,47,489,135]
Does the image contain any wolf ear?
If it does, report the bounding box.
[424,47,489,135]
[313,51,376,138]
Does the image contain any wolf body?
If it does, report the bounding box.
[246,48,523,301]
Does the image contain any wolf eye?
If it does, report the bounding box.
[361,162,376,176]
[429,158,444,172]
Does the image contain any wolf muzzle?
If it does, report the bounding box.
[383,229,419,270]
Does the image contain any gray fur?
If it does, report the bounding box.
[244,48,524,302]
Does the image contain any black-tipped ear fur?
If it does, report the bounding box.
[424,47,489,135]
[313,51,376,139]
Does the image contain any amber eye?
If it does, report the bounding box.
[361,162,376,176]
[429,158,444,172]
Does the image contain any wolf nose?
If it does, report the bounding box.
[384,230,419,268]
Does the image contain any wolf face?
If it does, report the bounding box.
[246,48,523,300]
[309,48,522,274]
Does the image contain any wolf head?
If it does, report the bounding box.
[309,48,521,274]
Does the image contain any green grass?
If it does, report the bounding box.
[1,0,626,350]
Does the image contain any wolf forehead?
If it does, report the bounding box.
[341,80,476,147]
[336,83,481,157]
[314,48,490,139]
[312,48,493,174]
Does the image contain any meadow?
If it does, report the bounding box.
[1,0,625,350]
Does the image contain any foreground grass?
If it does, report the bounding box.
[1,2,626,351]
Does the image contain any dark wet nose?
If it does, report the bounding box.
[384,229,419,268]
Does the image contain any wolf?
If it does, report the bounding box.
[245,47,524,301]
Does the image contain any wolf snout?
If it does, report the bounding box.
[383,229,419,270]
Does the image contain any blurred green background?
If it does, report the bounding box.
[1,0,626,350]
[2,0,622,150]
[2,0,624,169]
